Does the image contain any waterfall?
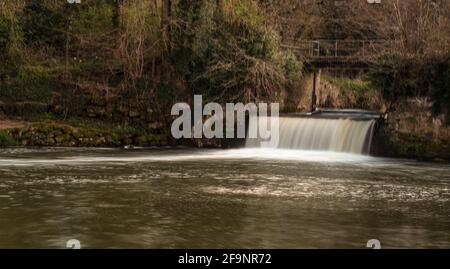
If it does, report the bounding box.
[245,117,376,155]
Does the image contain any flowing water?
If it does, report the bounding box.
[0,147,449,249]
[246,117,376,154]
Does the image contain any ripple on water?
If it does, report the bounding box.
[0,148,449,248]
[202,176,450,203]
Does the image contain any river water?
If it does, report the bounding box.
[0,148,449,248]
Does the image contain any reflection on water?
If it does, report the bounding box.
[0,148,449,248]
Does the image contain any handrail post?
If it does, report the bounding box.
[335,40,338,57]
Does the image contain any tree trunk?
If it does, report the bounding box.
[161,0,172,47]
[216,0,224,12]
[112,0,121,29]
[161,0,172,79]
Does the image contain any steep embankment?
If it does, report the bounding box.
[374,99,450,161]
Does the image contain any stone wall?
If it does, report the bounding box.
[1,88,166,131]
[5,123,168,148]
[0,100,49,117]
[50,89,166,130]
[373,98,450,161]
[0,88,171,148]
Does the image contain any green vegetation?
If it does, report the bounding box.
[0,0,301,109]
[429,54,450,115]
[0,0,447,113]
[323,76,372,93]
[173,1,302,102]
[0,0,449,159]
[0,130,17,147]
[378,130,450,161]
[367,53,450,115]
[322,75,381,109]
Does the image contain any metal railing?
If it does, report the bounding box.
[282,40,392,62]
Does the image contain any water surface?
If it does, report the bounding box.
[0,148,449,248]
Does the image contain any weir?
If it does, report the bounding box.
[245,109,380,155]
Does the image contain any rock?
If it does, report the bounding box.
[104,136,113,145]
[51,105,63,114]
[134,135,148,146]
[148,122,162,131]
[87,106,107,117]
[68,140,77,147]
[46,137,56,146]
[54,134,70,144]
[22,102,48,116]
[122,137,133,145]
[1,102,22,115]
[53,130,63,137]
[117,105,128,114]
[95,137,106,146]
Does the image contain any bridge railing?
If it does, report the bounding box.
[282,40,392,62]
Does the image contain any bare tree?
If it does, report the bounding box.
[161,0,172,50]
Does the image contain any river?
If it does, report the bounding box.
[0,148,449,248]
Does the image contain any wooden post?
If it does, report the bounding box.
[311,71,317,112]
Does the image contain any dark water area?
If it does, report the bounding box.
[0,148,449,248]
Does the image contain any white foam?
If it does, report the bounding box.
[0,148,374,167]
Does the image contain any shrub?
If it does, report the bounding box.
[0,15,9,51]
[0,130,18,147]
[367,52,450,115]
[323,75,381,109]
[172,0,303,102]
[428,54,450,115]
[21,1,68,51]
[366,54,425,105]
[0,2,23,56]
[0,63,59,102]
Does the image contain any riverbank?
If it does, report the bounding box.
[0,117,168,148]
[1,116,449,163]
[1,72,449,161]
[371,99,450,162]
